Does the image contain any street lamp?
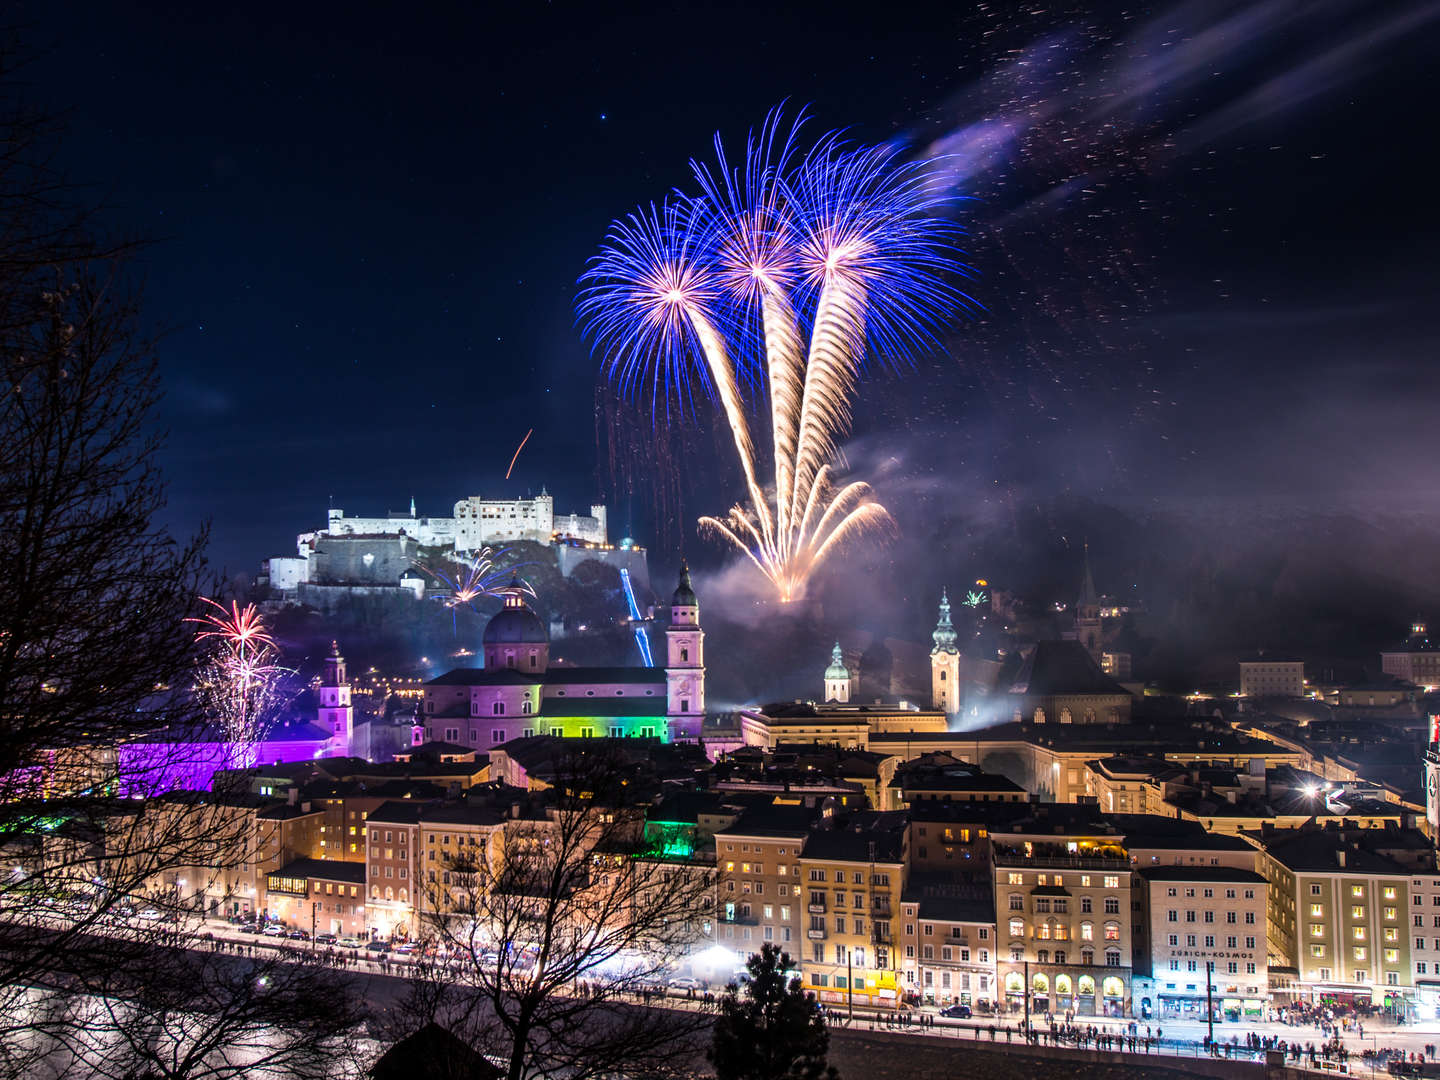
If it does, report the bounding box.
[312,900,321,947]
[1205,961,1215,1052]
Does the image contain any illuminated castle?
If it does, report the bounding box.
[419,565,704,748]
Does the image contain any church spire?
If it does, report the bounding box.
[1078,543,1099,613]
[931,588,959,656]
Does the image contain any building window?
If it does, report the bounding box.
[493,701,504,715]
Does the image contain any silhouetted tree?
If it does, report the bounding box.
[710,945,837,1080]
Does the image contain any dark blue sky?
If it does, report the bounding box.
[21,0,1440,579]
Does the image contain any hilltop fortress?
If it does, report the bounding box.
[263,491,647,602]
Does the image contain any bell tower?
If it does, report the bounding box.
[930,589,960,715]
[319,640,353,757]
[666,562,704,742]
[824,642,853,703]
[1075,544,1102,661]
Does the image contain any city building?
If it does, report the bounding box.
[990,804,1135,1017]
[900,875,997,1008]
[714,803,822,957]
[1134,866,1268,1022]
[799,812,908,1009]
[1256,822,1434,1012]
[1239,655,1306,699]
[1382,621,1440,688]
[420,567,704,747]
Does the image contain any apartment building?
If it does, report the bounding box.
[713,803,820,958]
[1135,866,1268,1021]
[1409,872,1440,1019]
[1258,824,1432,1011]
[264,858,368,937]
[365,801,424,940]
[899,874,997,1008]
[799,812,908,1008]
[991,804,1135,1017]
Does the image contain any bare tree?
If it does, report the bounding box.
[398,746,716,1080]
[0,38,309,1080]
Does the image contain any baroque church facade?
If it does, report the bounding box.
[420,565,705,748]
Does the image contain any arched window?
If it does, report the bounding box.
[522,699,532,715]
[1104,921,1120,941]
[493,701,504,715]
[680,647,689,662]
[370,885,379,899]
[940,670,947,681]
[385,886,393,902]
[399,888,407,904]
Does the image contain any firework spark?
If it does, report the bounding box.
[416,547,534,633]
[579,109,971,601]
[188,597,290,750]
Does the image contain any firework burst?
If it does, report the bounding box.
[188,597,291,750]
[579,108,972,601]
[416,547,535,633]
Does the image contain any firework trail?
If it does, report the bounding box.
[506,428,533,480]
[188,597,291,753]
[415,547,535,633]
[579,109,971,601]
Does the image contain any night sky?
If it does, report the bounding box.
[21,0,1440,589]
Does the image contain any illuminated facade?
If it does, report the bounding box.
[422,567,704,747]
[991,806,1135,1017]
[930,590,960,715]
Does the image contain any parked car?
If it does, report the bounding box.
[262,924,286,937]
[315,933,338,945]
[365,940,390,954]
[337,936,364,949]
[136,908,163,921]
[393,942,418,955]
[239,923,264,934]
[939,1004,972,1019]
[668,976,702,991]
[286,929,309,940]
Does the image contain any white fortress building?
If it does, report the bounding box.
[270,491,613,593]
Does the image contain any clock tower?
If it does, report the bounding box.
[319,640,353,758]
[666,563,704,743]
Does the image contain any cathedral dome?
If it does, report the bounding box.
[824,642,850,681]
[483,589,547,646]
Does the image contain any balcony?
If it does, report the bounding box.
[993,851,1128,871]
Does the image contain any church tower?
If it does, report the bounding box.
[1075,544,1102,661]
[319,640,353,757]
[666,562,705,742]
[824,642,853,703]
[930,589,960,715]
